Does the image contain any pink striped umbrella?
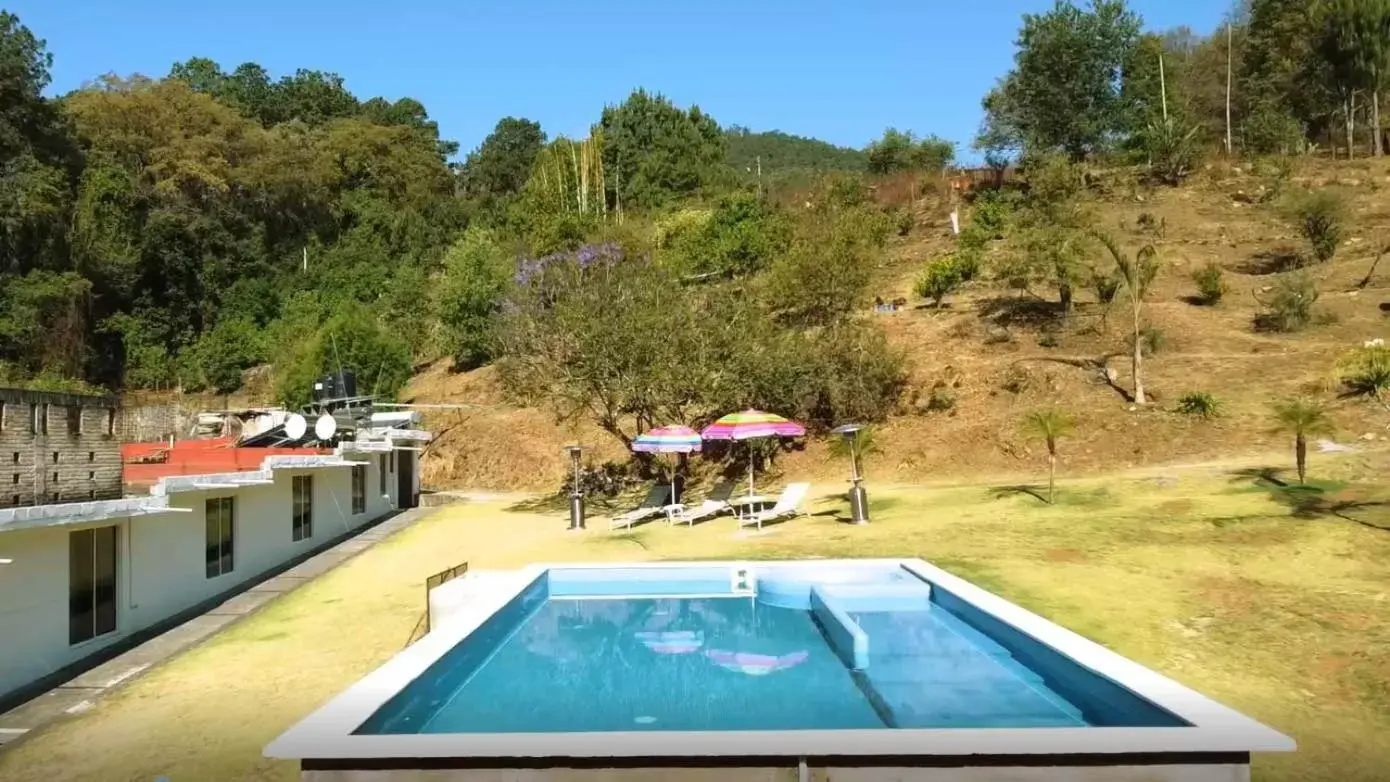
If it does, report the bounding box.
[701,410,806,496]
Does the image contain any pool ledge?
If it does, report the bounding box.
[264,558,1295,762]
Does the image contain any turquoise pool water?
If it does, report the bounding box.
[357,566,1187,735]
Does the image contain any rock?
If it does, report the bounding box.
[1361,433,1377,441]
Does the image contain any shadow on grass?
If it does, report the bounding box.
[990,484,1050,504]
[506,492,622,515]
[1179,294,1219,307]
[1228,467,1389,532]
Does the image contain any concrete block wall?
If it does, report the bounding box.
[0,388,123,508]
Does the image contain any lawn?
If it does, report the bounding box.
[1,456,1388,782]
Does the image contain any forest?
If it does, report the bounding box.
[0,0,1386,437]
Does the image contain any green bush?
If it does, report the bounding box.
[914,254,969,307]
[1091,269,1120,305]
[1191,262,1228,304]
[1254,272,1320,333]
[1175,391,1222,419]
[1287,190,1347,264]
[435,228,511,370]
[896,208,915,237]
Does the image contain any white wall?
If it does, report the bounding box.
[0,457,398,702]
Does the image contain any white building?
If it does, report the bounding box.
[0,412,429,705]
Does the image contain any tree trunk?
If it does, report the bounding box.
[1131,306,1146,405]
[1375,90,1383,158]
[1295,434,1307,485]
[1225,20,1233,156]
[1058,282,1073,318]
[1346,97,1356,160]
[1047,452,1056,504]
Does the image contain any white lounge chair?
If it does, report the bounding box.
[741,483,811,530]
[666,481,736,526]
[609,484,672,530]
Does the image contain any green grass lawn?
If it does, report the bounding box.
[1,458,1388,782]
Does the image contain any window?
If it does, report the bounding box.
[27,404,36,434]
[0,401,5,431]
[205,497,235,578]
[68,405,82,436]
[69,526,118,645]
[292,475,313,541]
[351,465,367,515]
[39,404,50,435]
[378,455,388,495]
[106,409,115,436]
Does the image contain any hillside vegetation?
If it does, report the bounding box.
[5,1,1390,492]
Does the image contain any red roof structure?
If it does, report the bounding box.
[122,437,329,489]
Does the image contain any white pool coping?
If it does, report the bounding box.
[264,558,1295,761]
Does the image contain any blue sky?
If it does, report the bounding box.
[11,0,1226,163]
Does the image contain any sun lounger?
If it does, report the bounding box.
[741,483,810,530]
[665,481,736,526]
[609,484,672,530]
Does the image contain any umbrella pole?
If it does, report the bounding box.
[747,446,755,497]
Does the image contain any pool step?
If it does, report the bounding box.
[814,583,934,613]
[849,610,1087,729]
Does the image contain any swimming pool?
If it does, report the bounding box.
[266,559,1294,781]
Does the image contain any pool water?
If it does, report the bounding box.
[361,594,1107,734]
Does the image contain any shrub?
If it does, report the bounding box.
[1175,391,1222,419]
[1131,325,1166,356]
[896,209,915,237]
[1091,269,1120,306]
[1191,262,1228,304]
[1135,212,1166,239]
[1337,340,1390,407]
[1254,272,1320,333]
[1142,117,1201,186]
[924,384,957,413]
[914,254,969,307]
[1287,190,1347,264]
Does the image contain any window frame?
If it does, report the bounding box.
[351,464,367,515]
[292,474,314,541]
[69,526,118,646]
[205,496,235,579]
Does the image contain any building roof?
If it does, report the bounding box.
[2,424,428,535]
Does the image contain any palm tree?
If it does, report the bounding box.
[1095,233,1160,404]
[1022,408,1075,504]
[1271,400,1334,485]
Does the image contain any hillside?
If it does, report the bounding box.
[408,156,1390,493]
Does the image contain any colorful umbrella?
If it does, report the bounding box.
[631,425,702,504]
[705,649,809,676]
[701,410,806,496]
[635,630,705,655]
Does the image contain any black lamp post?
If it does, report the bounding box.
[832,424,869,525]
[564,444,586,531]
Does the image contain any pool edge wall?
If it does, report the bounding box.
[298,753,1254,782]
[265,558,1292,778]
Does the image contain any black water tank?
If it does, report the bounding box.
[336,370,357,398]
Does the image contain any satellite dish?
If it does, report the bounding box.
[284,414,307,441]
[314,414,337,442]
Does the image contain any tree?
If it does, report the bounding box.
[980,0,1143,159]
[1318,0,1370,157]
[435,228,511,370]
[865,128,955,175]
[459,117,546,201]
[1096,233,1160,404]
[599,89,726,210]
[0,11,77,278]
[1022,408,1075,504]
[1271,399,1333,484]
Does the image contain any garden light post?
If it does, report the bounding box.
[564,445,586,531]
[832,424,870,525]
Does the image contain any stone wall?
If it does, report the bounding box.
[0,388,123,507]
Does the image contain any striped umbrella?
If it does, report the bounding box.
[701,410,806,497]
[631,425,702,504]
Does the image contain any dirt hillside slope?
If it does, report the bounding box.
[409,158,1390,492]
